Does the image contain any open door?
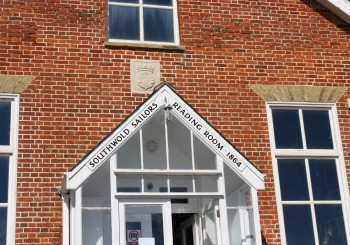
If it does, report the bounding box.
[180,214,201,245]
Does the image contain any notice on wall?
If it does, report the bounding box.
[127,230,141,245]
[139,238,155,245]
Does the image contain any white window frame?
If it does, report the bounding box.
[266,102,350,245]
[0,94,19,245]
[107,0,180,45]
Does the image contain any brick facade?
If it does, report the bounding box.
[1,0,349,244]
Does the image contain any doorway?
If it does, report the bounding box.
[172,213,198,245]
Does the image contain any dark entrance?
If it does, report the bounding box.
[172,213,196,245]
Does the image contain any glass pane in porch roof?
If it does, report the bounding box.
[170,176,193,192]
[82,161,111,207]
[168,116,192,169]
[195,176,218,192]
[193,135,216,170]
[143,110,167,169]
[117,175,141,193]
[224,164,247,207]
[144,175,167,192]
[117,131,141,169]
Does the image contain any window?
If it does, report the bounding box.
[0,95,19,245]
[267,104,350,245]
[108,0,179,44]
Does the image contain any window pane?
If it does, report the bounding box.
[272,109,302,149]
[168,116,192,170]
[143,0,172,6]
[283,205,315,245]
[227,209,241,245]
[143,111,167,169]
[125,205,164,245]
[144,8,174,42]
[110,0,139,3]
[117,175,141,192]
[195,176,218,192]
[82,210,111,245]
[0,156,9,203]
[170,176,193,192]
[315,205,347,245]
[194,135,216,170]
[0,208,7,245]
[117,132,141,169]
[82,162,111,207]
[309,159,340,201]
[278,159,309,201]
[109,6,140,40]
[303,110,333,149]
[144,176,167,193]
[227,208,256,245]
[246,209,256,245]
[0,102,11,145]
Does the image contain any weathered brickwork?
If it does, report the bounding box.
[1,0,349,244]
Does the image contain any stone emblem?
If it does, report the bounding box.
[136,64,155,90]
[131,60,160,93]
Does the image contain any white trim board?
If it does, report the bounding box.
[62,83,264,190]
[316,0,350,24]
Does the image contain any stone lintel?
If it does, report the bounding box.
[250,84,347,103]
[0,75,35,94]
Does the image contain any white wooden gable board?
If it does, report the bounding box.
[316,0,350,24]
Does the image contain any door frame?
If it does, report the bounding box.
[201,199,222,245]
[118,200,173,245]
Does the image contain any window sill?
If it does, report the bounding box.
[104,41,185,52]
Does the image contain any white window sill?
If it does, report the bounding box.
[104,41,185,52]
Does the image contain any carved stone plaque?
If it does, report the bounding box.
[131,60,160,93]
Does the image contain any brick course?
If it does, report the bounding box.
[1,0,349,244]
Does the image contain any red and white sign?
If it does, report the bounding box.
[127,230,141,245]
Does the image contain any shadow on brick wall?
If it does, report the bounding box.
[261,232,269,245]
[300,0,350,34]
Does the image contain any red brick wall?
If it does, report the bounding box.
[1,0,349,244]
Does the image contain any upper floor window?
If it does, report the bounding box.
[0,95,19,245]
[108,0,179,44]
[0,102,11,146]
[272,109,334,150]
[267,104,350,245]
